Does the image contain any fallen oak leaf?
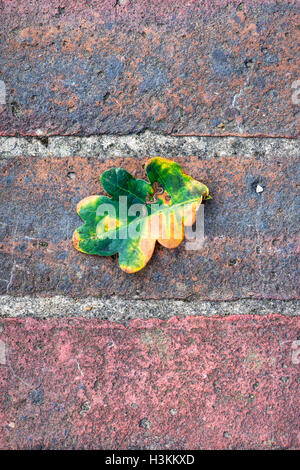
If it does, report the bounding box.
[72,157,211,273]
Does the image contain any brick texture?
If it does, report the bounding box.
[0,315,299,450]
[0,0,299,451]
[0,0,299,136]
[0,155,298,299]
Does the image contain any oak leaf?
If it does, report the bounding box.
[73,158,210,273]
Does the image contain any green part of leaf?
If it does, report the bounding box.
[100,168,151,203]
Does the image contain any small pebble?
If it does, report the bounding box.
[139,418,151,429]
[80,401,91,416]
[256,184,264,193]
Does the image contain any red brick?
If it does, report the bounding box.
[0,315,299,449]
[0,0,299,136]
[0,155,298,299]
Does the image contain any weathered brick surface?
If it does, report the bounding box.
[0,155,298,299]
[0,0,299,452]
[0,315,299,450]
[0,0,299,136]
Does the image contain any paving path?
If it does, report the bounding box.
[0,0,299,449]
